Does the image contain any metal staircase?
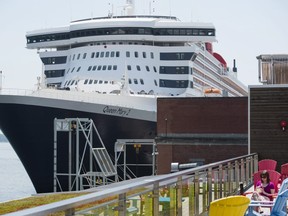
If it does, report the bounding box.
[53,118,117,192]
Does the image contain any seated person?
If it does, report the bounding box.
[251,170,275,212]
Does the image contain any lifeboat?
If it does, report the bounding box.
[204,88,221,94]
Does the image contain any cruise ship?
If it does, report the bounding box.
[0,0,247,193]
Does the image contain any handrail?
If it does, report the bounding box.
[4,153,258,216]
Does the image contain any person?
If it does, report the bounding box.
[251,170,275,212]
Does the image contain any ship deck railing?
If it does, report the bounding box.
[0,88,158,111]
[3,153,258,216]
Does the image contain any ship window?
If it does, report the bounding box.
[94,80,98,84]
[92,66,97,71]
[150,52,154,59]
[134,79,138,84]
[72,54,75,61]
[77,54,81,59]
[143,52,146,58]
[88,66,92,71]
[91,52,95,58]
[146,66,150,72]
[129,78,132,84]
[84,79,88,84]
[113,65,117,70]
[71,67,75,73]
[97,65,102,70]
[105,52,109,57]
[102,65,107,70]
[127,65,131,70]
[134,52,138,58]
[174,29,179,35]
[187,29,192,35]
[180,29,186,35]
[67,80,71,86]
[89,80,93,84]
[96,52,99,58]
[66,68,70,74]
[71,80,75,85]
[104,81,108,84]
[136,65,141,71]
[126,51,130,57]
[64,81,68,86]
[83,53,87,59]
[100,52,104,57]
[111,51,115,57]
[77,67,81,72]
[99,80,103,84]
[154,79,158,86]
[108,65,112,70]
[190,68,193,74]
[153,66,157,73]
[140,79,144,85]
[116,51,120,57]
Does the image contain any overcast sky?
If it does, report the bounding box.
[0,0,287,89]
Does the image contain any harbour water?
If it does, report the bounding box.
[0,142,36,202]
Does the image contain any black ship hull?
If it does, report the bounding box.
[0,93,156,193]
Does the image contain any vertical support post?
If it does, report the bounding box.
[254,154,258,173]
[235,160,240,192]
[118,193,126,216]
[194,172,200,215]
[240,159,245,184]
[153,182,159,216]
[152,142,156,176]
[219,164,223,198]
[227,162,232,195]
[69,120,72,191]
[177,176,183,216]
[245,157,250,185]
[207,167,213,205]
[76,119,79,191]
[53,118,57,192]
[189,177,195,216]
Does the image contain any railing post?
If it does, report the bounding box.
[227,162,232,195]
[153,182,159,216]
[240,159,245,184]
[235,160,240,192]
[207,167,213,204]
[194,171,200,215]
[219,164,223,198]
[118,193,126,216]
[254,154,258,173]
[177,176,183,216]
[246,157,250,185]
[65,208,75,216]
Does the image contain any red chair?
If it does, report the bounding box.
[258,159,277,171]
[281,163,288,180]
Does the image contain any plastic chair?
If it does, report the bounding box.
[246,188,288,216]
[209,195,250,216]
[281,163,288,180]
[258,159,277,171]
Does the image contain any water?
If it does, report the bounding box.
[0,142,36,202]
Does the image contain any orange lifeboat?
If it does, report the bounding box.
[204,88,221,94]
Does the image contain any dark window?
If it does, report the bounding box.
[126,51,130,57]
[97,65,102,70]
[100,52,104,57]
[76,67,81,72]
[146,66,150,72]
[111,51,115,57]
[92,66,97,71]
[113,65,117,70]
[41,56,67,65]
[88,66,92,71]
[150,52,154,59]
[129,78,132,84]
[127,65,132,70]
[108,65,112,70]
[84,79,88,84]
[160,52,195,60]
[135,52,138,58]
[96,52,100,58]
[83,53,87,59]
[153,66,157,73]
[44,70,65,78]
[143,52,146,58]
[134,79,138,84]
[160,66,189,74]
[102,65,107,70]
[77,54,81,59]
[140,79,144,85]
[159,79,188,88]
[136,65,141,71]
[116,51,120,57]
[91,52,95,58]
[89,80,93,84]
[105,52,109,57]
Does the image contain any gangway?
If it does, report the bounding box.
[53,118,117,192]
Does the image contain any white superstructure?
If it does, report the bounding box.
[26,0,247,98]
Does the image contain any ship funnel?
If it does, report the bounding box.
[125,0,135,15]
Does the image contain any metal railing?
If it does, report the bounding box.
[4,153,258,216]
